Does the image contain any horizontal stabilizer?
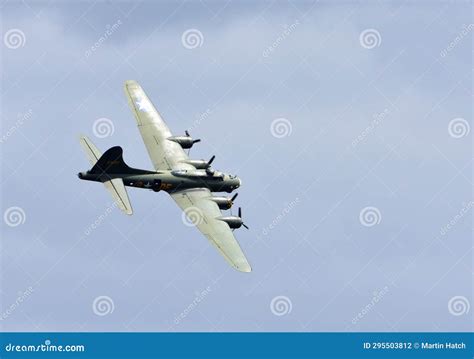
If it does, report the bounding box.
[104,178,133,215]
[79,135,102,166]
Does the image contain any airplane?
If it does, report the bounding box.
[78,80,251,272]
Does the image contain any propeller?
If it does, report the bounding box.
[185,130,201,144]
[238,207,249,230]
[205,155,216,175]
[206,155,215,167]
[185,130,201,155]
[228,193,239,211]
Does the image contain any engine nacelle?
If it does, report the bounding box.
[167,136,196,149]
[211,196,233,210]
[218,216,244,229]
[183,159,208,169]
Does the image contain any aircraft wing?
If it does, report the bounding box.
[171,188,252,273]
[124,80,194,171]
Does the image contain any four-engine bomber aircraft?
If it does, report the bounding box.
[78,80,251,272]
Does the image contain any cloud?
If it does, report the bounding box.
[1,2,471,332]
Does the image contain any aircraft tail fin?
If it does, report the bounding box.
[90,146,131,175]
[89,145,152,176]
[78,135,133,215]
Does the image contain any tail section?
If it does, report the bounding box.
[90,146,137,175]
[78,135,133,215]
[87,145,155,176]
[104,178,133,215]
[79,135,102,166]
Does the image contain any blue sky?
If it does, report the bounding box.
[1,0,472,331]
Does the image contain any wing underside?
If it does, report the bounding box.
[171,188,251,273]
[124,80,193,171]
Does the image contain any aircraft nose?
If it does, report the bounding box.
[238,178,242,187]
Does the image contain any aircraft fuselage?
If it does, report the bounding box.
[78,170,241,193]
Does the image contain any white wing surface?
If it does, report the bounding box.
[124,80,193,171]
[171,188,251,273]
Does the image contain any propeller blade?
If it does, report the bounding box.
[207,155,215,167]
[185,130,190,137]
[231,193,238,202]
[242,223,249,230]
[193,139,201,144]
[238,207,242,218]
